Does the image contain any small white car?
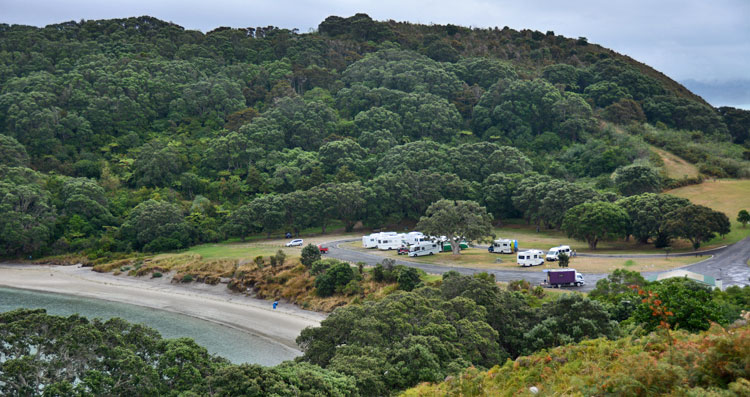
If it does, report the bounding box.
[285,239,303,247]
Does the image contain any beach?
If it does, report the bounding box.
[0,264,326,352]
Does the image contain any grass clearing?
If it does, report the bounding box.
[668,179,750,246]
[652,147,700,179]
[343,241,703,273]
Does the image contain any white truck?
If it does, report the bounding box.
[517,249,545,267]
[545,245,571,262]
[408,241,440,257]
[488,238,517,254]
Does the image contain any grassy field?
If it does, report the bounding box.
[667,179,750,247]
[652,147,700,179]
[342,241,702,273]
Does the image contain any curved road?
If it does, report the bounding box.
[327,238,750,291]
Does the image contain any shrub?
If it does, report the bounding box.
[372,264,385,282]
[182,274,194,283]
[315,263,354,297]
[301,244,321,268]
[275,250,286,266]
[152,272,163,278]
[342,280,362,296]
[396,267,421,291]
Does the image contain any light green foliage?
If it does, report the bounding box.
[314,261,355,297]
[562,201,630,249]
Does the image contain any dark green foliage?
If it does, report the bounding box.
[396,266,421,291]
[0,135,29,167]
[616,193,690,244]
[612,164,662,196]
[557,252,569,268]
[631,278,722,332]
[301,244,321,268]
[416,199,493,255]
[663,204,731,249]
[0,309,354,396]
[315,262,355,297]
[119,200,191,252]
[589,269,648,321]
[737,209,750,228]
[0,14,740,258]
[562,201,630,249]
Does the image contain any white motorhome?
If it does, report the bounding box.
[402,231,427,246]
[517,249,545,267]
[488,238,517,254]
[362,232,397,248]
[362,233,380,248]
[546,245,571,261]
[408,241,440,257]
[377,233,405,250]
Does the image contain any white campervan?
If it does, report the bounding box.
[402,232,426,246]
[362,233,380,248]
[489,238,517,254]
[546,245,571,261]
[517,249,545,267]
[408,241,440,257]
[377,233,405,250]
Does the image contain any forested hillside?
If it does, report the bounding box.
[1,13,749,258]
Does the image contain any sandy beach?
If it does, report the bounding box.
[0,263,325,352]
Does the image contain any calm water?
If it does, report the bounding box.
[0,287,300,366]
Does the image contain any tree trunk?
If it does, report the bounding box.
[450,235,461,255]
[588,237,598,250]
[345,220,354,232]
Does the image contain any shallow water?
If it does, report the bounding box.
[0,286,300,366]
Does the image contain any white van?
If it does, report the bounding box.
[517,249,545,267]
[377,234,405,250]
[408,241,440,257]
[546,245,571,261]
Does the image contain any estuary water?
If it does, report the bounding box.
[0,286,300,366]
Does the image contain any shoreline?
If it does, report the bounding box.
[0,263,326,352]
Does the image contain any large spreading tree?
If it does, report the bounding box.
[416,199,493,255]
[561,201,629,249]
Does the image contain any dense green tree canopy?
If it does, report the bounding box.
[417,199,493,255]
[562,201,630,249]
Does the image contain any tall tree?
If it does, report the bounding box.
[417,199,493,255]
[561,201,629,249]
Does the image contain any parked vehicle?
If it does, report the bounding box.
[488,238,517,254]
[362,232,397,248]
[402,231,427,246]
[545,245,571,261]
[318,245,329,254]
[285,239,303,247]
[544,268,585,287]
[441,241,469,252]
[408,241,440,257]
[377,234,405,250]
[397,246,410,255]
[517,249,545,267]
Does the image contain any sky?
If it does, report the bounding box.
[3,0,749,108]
